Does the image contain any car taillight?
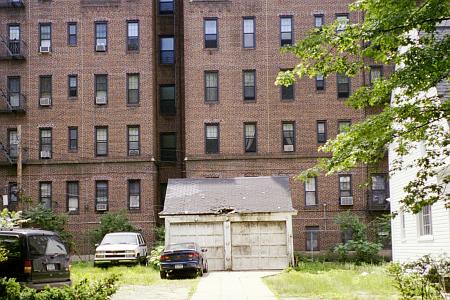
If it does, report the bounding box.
[187,253,199,259]
[24,259,32,274]
[160,255,170,261]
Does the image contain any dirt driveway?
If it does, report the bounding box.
[191,271,279,300]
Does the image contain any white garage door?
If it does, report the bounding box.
[231,221,288,270]
[169,222,225,271]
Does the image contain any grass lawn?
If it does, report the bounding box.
[71,261,199,291]
[263,262,398,300]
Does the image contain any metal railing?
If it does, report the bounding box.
[0,0,24,8]
[0,88,26,113]
[367,191,390,211]
[0,37,27,60]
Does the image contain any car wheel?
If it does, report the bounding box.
[198,267,204,277]
[140,257,148,266]
[203,262,208,273]
[160,271,167,279]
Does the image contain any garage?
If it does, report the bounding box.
[160,176,297,271]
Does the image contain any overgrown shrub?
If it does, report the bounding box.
[153,226,165,247]
[0,274,119,300]
[89,211,138,245]
[388,255,449,300]
[148,245,165,270]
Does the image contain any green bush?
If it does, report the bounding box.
[148,245,165,270]
[89,211,138,245]
[22,205,73,250]
[0,274,119,300]
[153,226,165,247]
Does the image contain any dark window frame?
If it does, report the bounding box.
[243,69,256,101]
[305,226,320,251]
[95,126,108,157]
[339,174,353,201]
[127,125,140,156]
[8,182,18,204]
[314,14,324,29]
[39,181,52,209]
[242,17,256,49]
[204,18,218,49]
[127,73,140,105]
[282,121,295,152]
[39,127,52,159]
[8,23,21,55]
[128,179,141,210]
[160,35,175,64]
[68,74,78,98]
[68,126,78,152]
[7,128,18,159]
[304,177,318,207]
[336,73,350,98]
[335,13,349,33]
[95,21,108,52]
[244,122,257,153]
[67,22,77,46]
[160,132,177,161]
[204,71,219,103]
[315,74,325,91]
[39,75,52,103]
[7,76,21,108]
[280,69,294,100]
[317,120,327,143]
[126,20,139,52]
[369,65,383,85]
[280,16,293,46]
[95,74,108,105]
[159,0,174,15]
[95,180,109,212]
[66,181,79,214]
[39,23,51,50]
[159,84,176,115]
[370,173,389,204]
[205,123,220,154]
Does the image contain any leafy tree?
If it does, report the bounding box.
[277,0,450,213]
[0,208,28,228]
[89,211,138,245]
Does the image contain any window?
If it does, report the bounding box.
[281,70,294,100]
[160,36,174,64]
[316,74,325,91]
[8,182,18,203]
[418,205,433,236]
[95,22,107,51]
[204,18,218,48]
[127,21,139,51]
[67,181,79,213]
[314,15,324,29]
[95,75,107,104]
[95,181,108,212]
[282,122,295,152]
[95,126,108,156]
[160,133,177,161]
[280,16,293,46]
[339,175,352,203]
[205,123,219,154]
[128,126,140,156]
[338,120,351,134]
[8,129,18,158]
[68,75,77,97]
[205,71,218,102]
[39,76,52,103]
[369,66,383,85]
[7,76,21,108]
[128,180,140,210]
[305,177,317,206]
[68,22,77,46]
[39,128,52,159]
[337,73,350,98]
[336,14,349,33]
[39,23,51,50]
[317,121,327,143]
[39,182,52,209]
[127,74,139,104]
[243,17,255,48]
[160,85,176,115]
[305,226,319,251]
[8,24,20,55]
[342,229,353,244]
[244,123,257,153]
[371,174,388,204]
[159,0,174,14]
[243,70,256,100]
[68,127,78,151]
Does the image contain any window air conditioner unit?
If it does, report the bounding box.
[96,96,106,104]
[283,145,294,152]
[129,196,140,208]
[96,44,106,52]
[129,149,140,156]
[96,203,108,211]
[340,196,353,206]
[39,46,50,53]
[40,150,51,159]
[39,97,51,106]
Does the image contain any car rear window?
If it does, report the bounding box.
[28,235,67,257]
[166,243,196,251]
[0,235,21,259]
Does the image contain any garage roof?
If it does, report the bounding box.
[160,176,295,216]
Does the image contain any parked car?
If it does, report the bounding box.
[94,232,148,266]
[159,242,208,279]
[0,228,71,289]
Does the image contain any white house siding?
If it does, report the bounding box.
[390,142,450,263]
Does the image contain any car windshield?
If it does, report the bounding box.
[166,243,196,251]
[101,234,137,245]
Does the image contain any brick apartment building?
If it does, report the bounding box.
[0,0,390,254]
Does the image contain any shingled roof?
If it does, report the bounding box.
[160,176,295,216]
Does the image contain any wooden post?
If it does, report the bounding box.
[17,125,22,199]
